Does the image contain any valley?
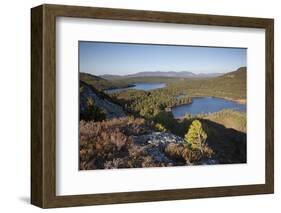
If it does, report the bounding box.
[79,67,247,170]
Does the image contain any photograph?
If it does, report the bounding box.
[30,4,274,208]
[79,41,247,170]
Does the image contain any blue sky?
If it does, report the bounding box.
[79,41,246,75]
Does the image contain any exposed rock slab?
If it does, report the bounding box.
[80,81,126,119]
[132,132,186,165]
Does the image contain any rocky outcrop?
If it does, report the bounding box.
[80,81,126,119]
[132,132,219,166]
[132,132,185,146]
[132,132,187,165]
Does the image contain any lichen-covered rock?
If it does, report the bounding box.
[132,132,185,146]
[132,132,187,166]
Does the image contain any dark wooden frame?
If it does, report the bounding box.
[31,4,274,208]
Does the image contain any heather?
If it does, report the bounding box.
[79,117,216,169]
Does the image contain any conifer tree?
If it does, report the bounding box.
[185,120,207,153]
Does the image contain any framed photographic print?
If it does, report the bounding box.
[31,4,274,208]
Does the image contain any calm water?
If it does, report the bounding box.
[172,97,246,118]
[105,82,166,93]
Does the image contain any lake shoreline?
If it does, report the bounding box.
[103,82,247,119]
[187,95,246,105]
[105,84,135,91]
[104,82,166,93]
[171,96,246,119]
[228,98,246,104]
[105,82,246,106]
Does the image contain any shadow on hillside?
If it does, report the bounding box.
[173,118,246,164]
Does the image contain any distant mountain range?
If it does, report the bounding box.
[80,67,246,99]
[100,71,223,79]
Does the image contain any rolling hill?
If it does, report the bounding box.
[80,72,130,91]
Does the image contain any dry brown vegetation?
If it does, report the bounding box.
[80,117,162,169]
[80,116,215,169]
[165,142,214,164]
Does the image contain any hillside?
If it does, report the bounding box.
[80,72,130,91]
[221,66,246,79]
[180,67,247,100]
[80,81,127,119]
[79,111,246,169]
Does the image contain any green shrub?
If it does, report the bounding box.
[153,111,175,130]
[80,97,106,121]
